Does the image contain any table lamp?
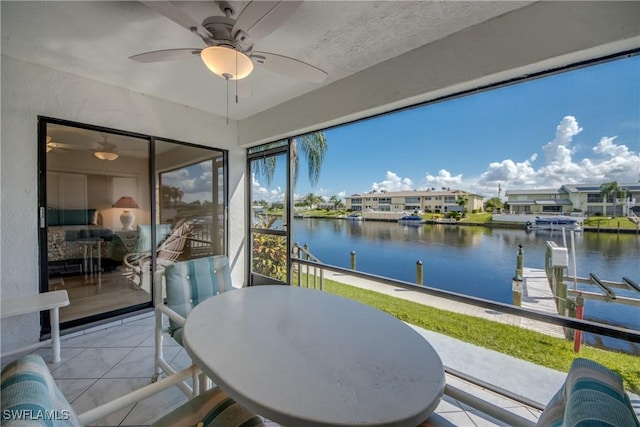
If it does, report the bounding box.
[113,196,139,230]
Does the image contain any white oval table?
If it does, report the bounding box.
[183,285,444,427]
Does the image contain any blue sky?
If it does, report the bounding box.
[281,54,639,202]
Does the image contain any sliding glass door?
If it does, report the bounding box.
[39,118,227,331]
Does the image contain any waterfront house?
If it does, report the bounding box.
[2,2,639,424]
[506,183,640,216]
[345,189,485,214]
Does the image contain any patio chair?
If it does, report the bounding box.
[153,255,235,395]
[123,219,193,293]
[536,358,639,427]
[1,354,265,427]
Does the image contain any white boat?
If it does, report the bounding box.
[526,216,582,231]
[398,214,426,225]
[346,213,364,221]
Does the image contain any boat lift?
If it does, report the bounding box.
[622,276,640,293]
[588,273,616,300]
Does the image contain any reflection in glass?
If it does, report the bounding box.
[45,123,150,324]
[43,124,227,328]
[156,141,226,261]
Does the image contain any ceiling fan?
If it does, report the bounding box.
[46,136,85,153]
[46,134,120,161]
[130,0,328,84]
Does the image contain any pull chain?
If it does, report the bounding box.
[235,47,239,104]
[224,75,230,125]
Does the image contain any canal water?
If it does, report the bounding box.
[292,218,640,353]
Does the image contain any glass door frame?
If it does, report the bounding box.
[246,140,293,286]
[37,116,229,335]
[38,116,155,333]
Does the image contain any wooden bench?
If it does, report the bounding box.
[1,290,69,363]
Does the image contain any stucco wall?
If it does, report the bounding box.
[0,56,246,351]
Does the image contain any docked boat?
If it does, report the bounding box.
[346,213,364,221]
[398,214,426,225]
[526,216,582,231]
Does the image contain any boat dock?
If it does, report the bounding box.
[520,267,565,338]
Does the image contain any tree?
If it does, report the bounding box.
[456,193,469,213]
[600,181,622,216]
[600,181,617,215]
[485,197,503,212]
[160,185,184,208]
[329,195,342,210]
[253,131,328,188]
[304,193,323,208]
[293,132,327,187]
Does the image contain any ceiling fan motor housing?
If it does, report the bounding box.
[201,15,252,52]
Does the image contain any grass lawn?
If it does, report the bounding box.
[584,216,638,229]
[316,278,640,392]
[459,212,493,222]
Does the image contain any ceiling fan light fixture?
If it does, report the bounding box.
[201,46,253,80]
[94,151,119,161]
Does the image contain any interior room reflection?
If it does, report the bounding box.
[45,124,152,324]
[44,123,226,327]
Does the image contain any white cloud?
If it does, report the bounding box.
[542,116,583,164]
[478,159,537,186]
[252,174,285,204]
[370,171,413,192]
[420,116,639,198]
[420,169,463,190]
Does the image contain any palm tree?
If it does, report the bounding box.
[161,185,173,207]
[170,186,184,209]
[303,193,324,209]
[292,132,327,187]
[485,197,503,213]
[615,187,630,216]
[600,181,629,216]
[329,195,342,210]
[456,193,469,213]
[253,131,327,187]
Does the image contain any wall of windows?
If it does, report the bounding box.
[249,51,638,298]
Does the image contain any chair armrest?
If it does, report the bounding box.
[1,354,82,425]
[123,251,151,269]
[156,304,186,328]
[79,365,197,425]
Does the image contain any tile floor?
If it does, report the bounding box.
[1,313,542,427]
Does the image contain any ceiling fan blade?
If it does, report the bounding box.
[140,1,212,40]
[130,48,202,63]
[232,1,301,43]
[250,52,327,83]
[47,142,90,151]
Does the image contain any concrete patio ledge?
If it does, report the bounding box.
[409,323,640,420]
[408,324,565,406]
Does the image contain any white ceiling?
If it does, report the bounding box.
[1,1,534,121]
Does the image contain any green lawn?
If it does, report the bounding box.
[459,212,493,222]
[314,278,640,392]
[584,216,638,229]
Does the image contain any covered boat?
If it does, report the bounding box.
[526,215,582,231]
[398,214,426,225]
